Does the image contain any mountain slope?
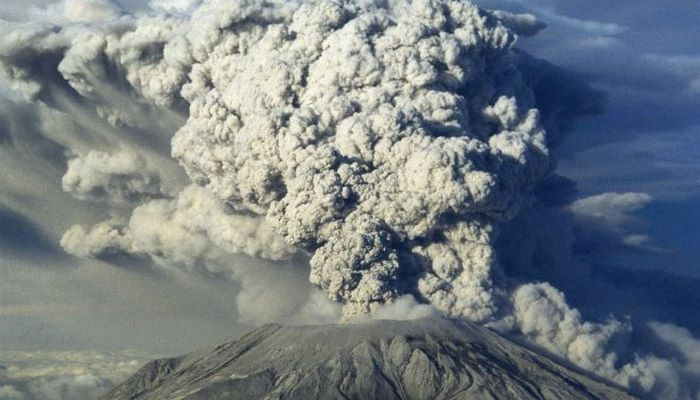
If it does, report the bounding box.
[103,318,634,400]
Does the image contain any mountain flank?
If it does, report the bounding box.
[103,318,634,400]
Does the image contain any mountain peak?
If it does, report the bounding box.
[104,318,634,400]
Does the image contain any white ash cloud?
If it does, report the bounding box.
[510,283,655,392]
[61,185,295,263]
[62,150,166,202]
[645,322,700,399]
[1,0,698,397]
[363,295,439,321]
[4,0,550,317]
[59,184,315,324]
[170,0,550,318]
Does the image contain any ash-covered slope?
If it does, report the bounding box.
[103,318,634,400]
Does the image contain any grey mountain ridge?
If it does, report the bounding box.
[103,318,635,400]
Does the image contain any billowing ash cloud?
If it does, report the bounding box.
[169,0,551,319]
[61,185,295,263]
[1,0,698,397]
[62,150,166,202]
[2,0,551,318]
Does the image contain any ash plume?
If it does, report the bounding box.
[170,0,550,319]
[1,0,698,397]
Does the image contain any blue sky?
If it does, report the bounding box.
[475,0,700,278]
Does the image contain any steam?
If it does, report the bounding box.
[1,0,698,397]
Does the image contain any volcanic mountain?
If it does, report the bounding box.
[103,318,634,400]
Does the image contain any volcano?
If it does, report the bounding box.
[103,318,633,399]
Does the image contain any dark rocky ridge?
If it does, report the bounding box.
[103,318,634,399]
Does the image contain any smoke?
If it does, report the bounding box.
[61,185,295,263]
[170,0,551,319]
[510,283,655,391]
[645,322,700,399]
[1,0,698,397]
[62,150,167,202]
